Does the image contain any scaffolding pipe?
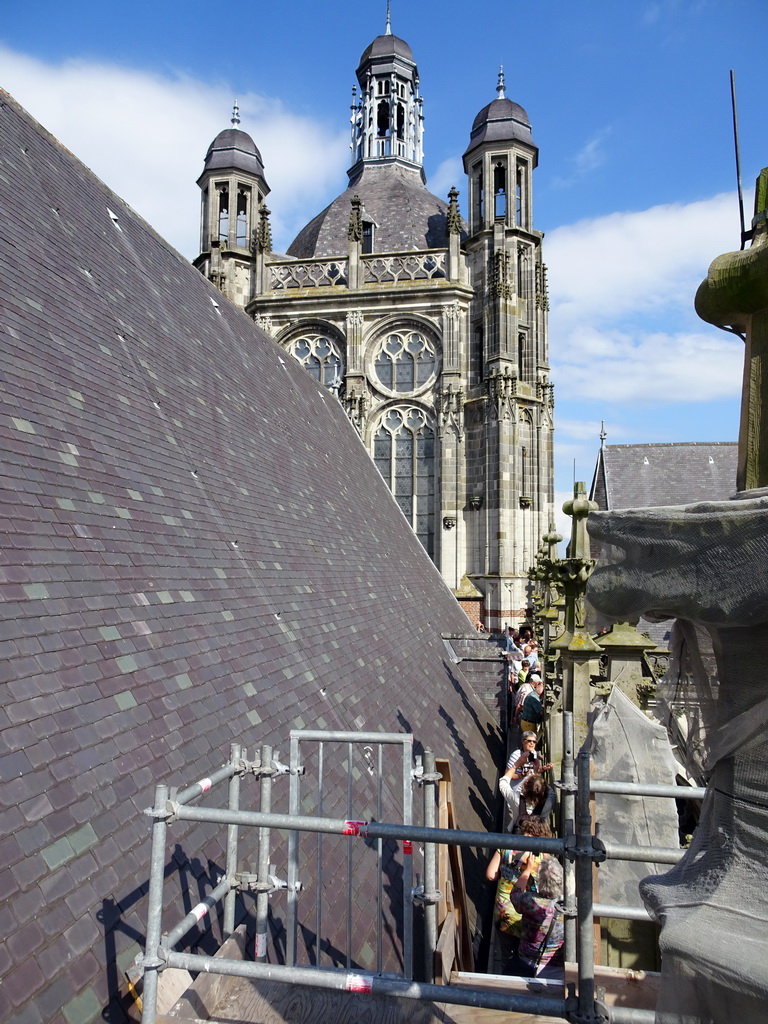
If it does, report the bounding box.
[422,748,440,981]
[401,737,414,981]
[223,742,241,937]
[163,804,565,854]
[602,842,683,865]
[593,902,652,922]
[561,711,577,963]
[293,729,412,744]
[162,950,569,1018]
[608,1009,657,1024]
[255,744,272,962]
[287,732,300,965]
[175,763,237,806]
[590,780,706,801]
[575,751,597,1021]
[140,783,169,1024]
[163,877,232,950]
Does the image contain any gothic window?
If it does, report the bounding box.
[236,187,249,247]
[470,323,484,385]
[373,406,435,557]
[519,411,534,506]
[516,162,525,227]
[362,220,374,254]
[377,99,390,138]
[289,334,345,391]
[373,330,437,394]
[472,164,484,227]
[518,331,526,380]
[396,103,405,141]
[494,161,507,219]
[218,186,229,243]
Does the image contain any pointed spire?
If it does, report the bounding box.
[348,194,363,243]
[496,66,506,100]
[447,187,462,236]
[385,0,392,34]
[600,420,607,446]
[231,100,240,126]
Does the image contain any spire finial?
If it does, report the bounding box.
[231,100,240,126]
[385,0,392,34]
[600,420,607,446]
[496,66,506,99]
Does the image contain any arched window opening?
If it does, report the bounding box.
[236,188,249,247]
[373,330,436,394]
[516,164,524,226]
[470,324,484,385]
[377,100,390,138]
[473,165,484,226]
[396,103,405,140]
[373,406,435,557]
[518,332,526,380]
[494,162,507,219]
[218,186,229,243]
[289,334,345,391]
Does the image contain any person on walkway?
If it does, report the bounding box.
[500,732,552,821]
[519,676,545,735]
[514,773,555,832]
[508,856,565,978]
[486,817,553,941]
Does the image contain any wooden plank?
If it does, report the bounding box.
[167,927,247,1020]
[564,963,660,1010]
[437,770,450,927]
[434,910,457,986]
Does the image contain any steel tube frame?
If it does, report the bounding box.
[593,903,652,922]
[287,732,300,965]
[223,742,241,937]
[602,842,683,865]
[421,748,439,981]
[255,744,272,962]
[163,804,565,854]
[575,750,597,1021]
[590,779,706,801]
[140,783,169,1024]
[561,711,577,963]
[163,877,232,950]
[401,736,414,981]
[162,950,569,1018]
[175,763,237,806]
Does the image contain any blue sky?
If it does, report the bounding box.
[1,0,764,539]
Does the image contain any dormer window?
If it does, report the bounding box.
[362,220,374,254]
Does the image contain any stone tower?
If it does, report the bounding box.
[193,103,270,308]
[195,26,554,628]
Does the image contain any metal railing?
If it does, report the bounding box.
[135,718,705,1024]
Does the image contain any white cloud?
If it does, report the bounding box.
[553,128,611,188]
[546,193,746,403]
[555,418,627,442]
[427,156,464,204]
[0,45,348,257]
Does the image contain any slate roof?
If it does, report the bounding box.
[464,97,537,161]
[588,442,738,647]
[590,442,738,511]
[287,163,460,258]
[199,126,266,181]
[0,91,502,1024]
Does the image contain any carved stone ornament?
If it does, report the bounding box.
[346,310,364,330]
[437,383,464,440]
[487,369,516,421]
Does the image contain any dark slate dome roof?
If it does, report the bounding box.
[287,164,463,258]
[464,97,537,158]
[358,32,414,65]
[201,127,265,178]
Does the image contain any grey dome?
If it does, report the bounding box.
[464,97,537,159]
[201,127,265,179]
[358,33,414,66]
[287,164,464,258]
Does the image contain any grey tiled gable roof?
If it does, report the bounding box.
[590,442,738,511]
[0,92,501,1023]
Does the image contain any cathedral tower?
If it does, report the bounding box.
[194,29,553,628]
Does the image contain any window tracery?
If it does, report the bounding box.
[372,329,437,394]
[289,334,345,391]
[373,406,435,557]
